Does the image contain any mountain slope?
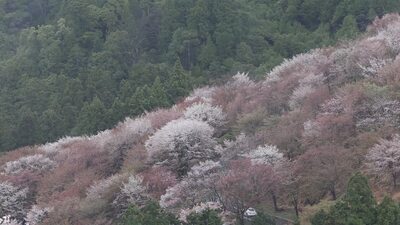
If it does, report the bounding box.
[2,13,400,225]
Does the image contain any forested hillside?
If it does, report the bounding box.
[2,13,400,225]
[1,0,399,152]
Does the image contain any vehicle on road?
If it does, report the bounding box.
[244,208,257,217]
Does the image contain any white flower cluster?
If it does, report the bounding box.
[375,19,400,54]
[25,205,53,225]
[119,175,147,206]
[265,49,329,84]
[358,57,392,78]
[185,86,216,103]
[184,102,226,127]
[160,161,221,209]
[179,202,222,222]
[86,174,124,201]
[39,136,85,155]
[242,145,284,166]
[289,73,325,109]
[145,119,217,172]
[366,135,400,182]
[4,154,56,175]
[0,182,28,220]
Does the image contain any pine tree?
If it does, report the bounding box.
[74,97,109,135]
[376,196,400,225]
[311,173,378,225]
[150,77,171,108]
[167,59,192,102]
[343,173,377,225]
[335,15,360,40]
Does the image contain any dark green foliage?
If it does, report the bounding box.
[186,209,223,225]
[250,212,275,225]
[376,197,400,225]
[342,173,377,225]
[336,15,360,40]
[73,97,109,135]
[167,60,192,102]
[0,0,399,152]
[311,173,400,225]
[119,202,179,225]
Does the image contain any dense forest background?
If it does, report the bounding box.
[1,0,399,152]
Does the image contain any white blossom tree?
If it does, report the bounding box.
[25,205,53,225]
[0,217,22,225]
[228,72,255,88]
[289,73,325,109]
[179,202,222,223]
[184,103,226,127]
[4,154,56,175]
[113,175,148,213]
[218,133,255,164]
[86,174,124,201]
[265,49,329,84]
[0,182,28,220]
[375,19,400,54]
[160,161,221,210]
[120,175,147,205]
[185,86,216,103]
[358,57,392,78]
[242,145,284,166]
[145,119,217,177]
[366,135,400,187]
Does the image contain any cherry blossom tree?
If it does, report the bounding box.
[0,182,28,221]
[295,146,353,201]
[25,205,53,225]
[242,144,284,166]
[215,160,277,224]
[120,175,147,204]
[218,133,255,163]
[86,174,124,201]
[0,217,22,225]
[113,175,148,214]
[179,202,222,223]
[228,72,255,89]
[184,102,226,127]
[145,119,217,177]
[242,145,287,211]
[160,161,221,211]
[374,18,400,54]
[366,135,400,187]
[265,49,330,84]
[185,86,216,103]
[141,167,177,199]
[289,73,325,109]
[4,154,56,175]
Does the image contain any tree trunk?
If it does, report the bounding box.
[272,193,281,211]
[292,196,299,217]
[237,210,245,225]
[330,187,337,200]
[393,173,397,188]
